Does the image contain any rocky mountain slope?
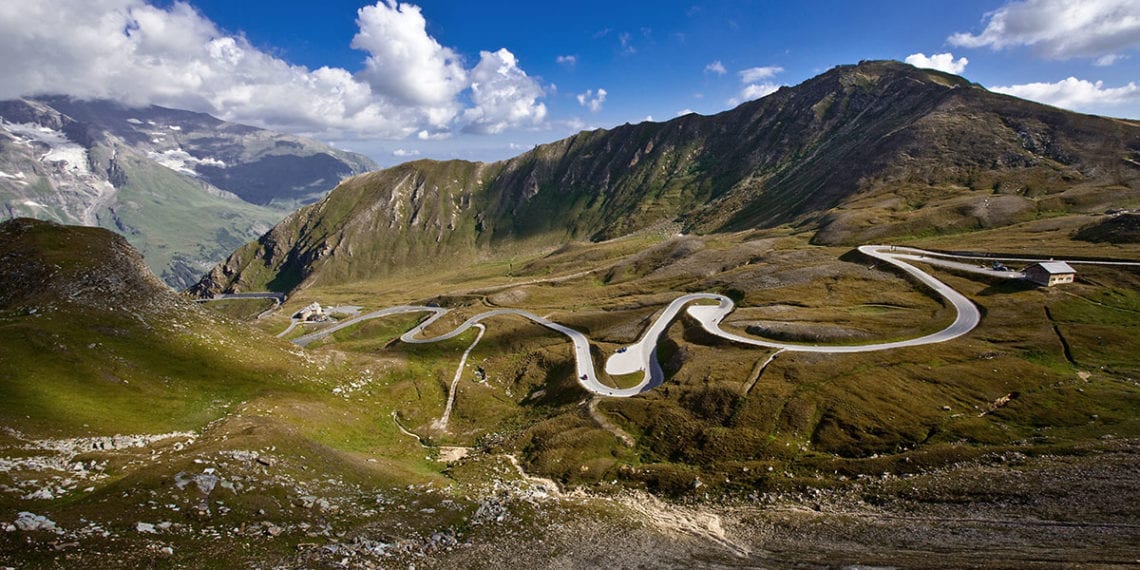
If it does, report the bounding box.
[0,217,171,313]
[0,97,376,288]
[194,60,1140,296]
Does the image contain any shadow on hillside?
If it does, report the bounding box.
[977,279,1039,296]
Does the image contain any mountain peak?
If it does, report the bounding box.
[194,61,1140,295]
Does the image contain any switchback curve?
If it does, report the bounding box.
[288,245,987,397]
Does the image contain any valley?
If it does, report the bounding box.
[284,244,994,399]
[0,97,376,288]
[181,216,1140,567]
[2,59,1139,568]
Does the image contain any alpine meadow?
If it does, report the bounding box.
[1,1,1139,568]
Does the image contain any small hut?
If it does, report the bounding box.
[1024,261,1076,286]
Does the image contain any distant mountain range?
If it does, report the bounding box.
[193,60,1140,296]
[0,96,376,288]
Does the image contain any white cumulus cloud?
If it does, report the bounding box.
[905,52,969,74]
[416,130,452,141]
[462,49,547,134]
[991,77,1140,111]
[705,60,726,75]
[351,1,467,126]
[577,89,607,112]
[0,0,549,142]
[739,66,784,83]
[731,83,779,106]
[949,0,1140,59]
[392,148,420,157]
[556,54,577,66]
[729,65,784,106]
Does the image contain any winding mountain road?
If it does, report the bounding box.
[196,292,287,303]
[286,245,1135,398]
[196,292,287,321]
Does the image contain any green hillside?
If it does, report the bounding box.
[194,61,1140,297]
[3,61,1139,568]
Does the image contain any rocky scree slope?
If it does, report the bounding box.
[0,217,175,314]
[194,60,1140,295]
[0,97,376,288]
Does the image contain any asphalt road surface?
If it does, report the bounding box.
[284,246,1136,397]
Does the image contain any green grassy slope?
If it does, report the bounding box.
[194,61,1140,297]
[0,219,548,568]
[257,220,1139,493]
[0,218,306,434]
[95,150,285,288]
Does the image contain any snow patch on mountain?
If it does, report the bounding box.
[147,149,227,176]
[2,121,91,175]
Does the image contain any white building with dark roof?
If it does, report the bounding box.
[1024,261,1076,286]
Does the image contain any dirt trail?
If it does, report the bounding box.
[434,324,485,432]
[503,453,562,496]
[391,411,428,447]
[587,398,635,447]
[743,349,783,396]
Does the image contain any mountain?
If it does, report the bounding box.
[0,97,376,288]
[0,217,310,434]
[193,60,1140,296]
[0,217,172,313]
[4,64,1140,565]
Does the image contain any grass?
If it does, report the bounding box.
[311,313,426,351]
[604,371,649,390]
[99,153,287,286]
[5,213,1138,502]
[198,298,276,320]
[0,307,322,436]
[254,224,1136,490]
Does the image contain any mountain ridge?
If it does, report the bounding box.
[0,96,377,288]
[194,60,1140,296]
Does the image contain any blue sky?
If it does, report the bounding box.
[2,1,1138,165]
